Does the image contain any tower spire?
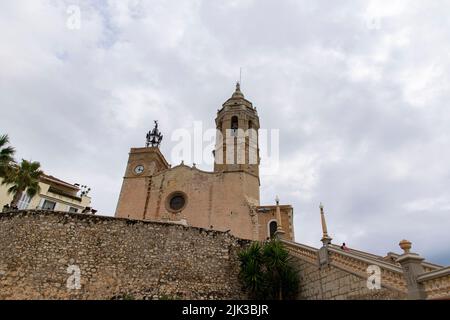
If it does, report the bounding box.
[239,67,242,86]
[320,203,332,246]
[232,81,244,98]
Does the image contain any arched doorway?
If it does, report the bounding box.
[269,220,278,239]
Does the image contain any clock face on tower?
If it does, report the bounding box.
[134,165,144,175]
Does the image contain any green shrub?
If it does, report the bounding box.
[238,239,299,300]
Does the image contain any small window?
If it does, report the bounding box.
[231,116,239,136]
[269,221,278,238]
[231,116,238,129]
[69,207,78,213]
[42,200,56,211]
[18,193,31,210]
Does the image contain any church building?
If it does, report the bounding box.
[115,84,294,241]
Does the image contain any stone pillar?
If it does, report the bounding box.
[396,240,426,300]
[274,196,285,240]
[320,203,332,246]
[318,203,332,267]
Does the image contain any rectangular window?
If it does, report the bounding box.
[42,200,56,211]
[68,207,78,213]
[17,193,31,210]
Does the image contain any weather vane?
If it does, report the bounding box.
[146,120,163,148]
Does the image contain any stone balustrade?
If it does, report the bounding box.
[327,247,407,292]
[281,239,318,265]
[282,239,450,300]
[281,239,407,299]
[417,266,450,300]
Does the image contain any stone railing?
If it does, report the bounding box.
[423,264,442,273]
[282,238,450,299]
[281,239,318,265]
[329,244,384,261]
[281,240,407,294]
[417,266,450,300]
[327,247,407,293]
[379,251,442,273]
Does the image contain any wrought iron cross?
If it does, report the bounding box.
[146,120,163,148]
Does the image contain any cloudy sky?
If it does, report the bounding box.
[1,0,450,265]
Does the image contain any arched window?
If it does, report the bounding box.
[231,116,238,129]
[269,220,278,238]
[231,116,239,137]
[247,120,256,141]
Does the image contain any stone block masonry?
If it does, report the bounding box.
[0,210,249,300]
[293,257,406,300]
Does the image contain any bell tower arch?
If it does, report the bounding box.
[214,83,260,178]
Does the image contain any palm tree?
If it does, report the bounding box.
[0,134,15,178]
[238,239,299,300]
[263,240,291,300]
[238,242,267,299]
[2,159,43,207]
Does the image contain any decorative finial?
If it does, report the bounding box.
[146,120,163,148]
[320,202,332,246]
[274,195,284,237]
[399,239,412,254]
[232,82,244,98]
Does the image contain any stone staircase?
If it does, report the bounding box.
[281,239,450,300]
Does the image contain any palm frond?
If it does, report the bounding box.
[0,134,16,178]
[0,134,10,148]
[7,185,18,195]
[4,159,42,206]
[238,239,300,300]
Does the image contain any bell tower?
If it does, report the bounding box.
[214,83,260,178]
[115,121,169,219]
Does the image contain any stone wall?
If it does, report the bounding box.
[293,257,406,300]
[0,210,249,300]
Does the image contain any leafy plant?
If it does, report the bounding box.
[0,134,15,178]
[238,239,299,300]
[1,159,43,207]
